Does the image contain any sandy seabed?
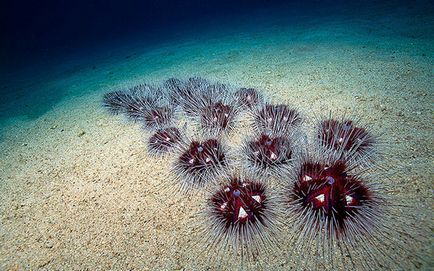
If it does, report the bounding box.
[1,3,433,270]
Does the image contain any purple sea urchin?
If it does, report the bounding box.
[168,77,228,117]
[243,133,294,179]
[235,87,262,109]
[121,84,157,122]
[317,118,377,165]
[196,176,282,268]
[172,138,229,192]
[102,90,134,115]
[199,99,239,137]
[101,77,429,270]
[167,77,240,136]
[253,103,301,136]
[102,83,176,130]
[148,127,183,155]
[142,105,174,130]
[289,159,374,237]
[128,84,175,128]
[281,150,426,270]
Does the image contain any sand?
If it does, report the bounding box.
[0,2,433,270]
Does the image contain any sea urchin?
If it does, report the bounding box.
[200,101,238,136]
[253,103,301,136]
[281,153,399,270]
[148,127,183,155]
[317,119,376,164]
[197,176,281,266]
[235,87,262,109]
[172,138,228,192]
[243,133,294,179]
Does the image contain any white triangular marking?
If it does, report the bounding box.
[270,152,277,160]
[346,195,353,204]
[238,207,248,219]
[315,194,325,203]
[303,175,312,182]
[252,195,261,203]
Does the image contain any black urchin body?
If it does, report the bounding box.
[173,138,228,192]
[243,133,294,179]
[253,103,301,136]
[148,127,183,155]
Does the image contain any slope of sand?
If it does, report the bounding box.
[0,2,433,270]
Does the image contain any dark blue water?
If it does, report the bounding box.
[5,0,432,72]
[0,0,433,135]
[1,0,275,69]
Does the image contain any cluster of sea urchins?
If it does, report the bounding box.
[102,77,425,270]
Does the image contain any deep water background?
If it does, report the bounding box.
[0,0,433,134]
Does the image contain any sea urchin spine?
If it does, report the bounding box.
[102,83,176,130]
[168,77,219,116]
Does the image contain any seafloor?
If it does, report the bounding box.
[0,1,433,270]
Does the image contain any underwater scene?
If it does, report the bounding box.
[1,0,433,270]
